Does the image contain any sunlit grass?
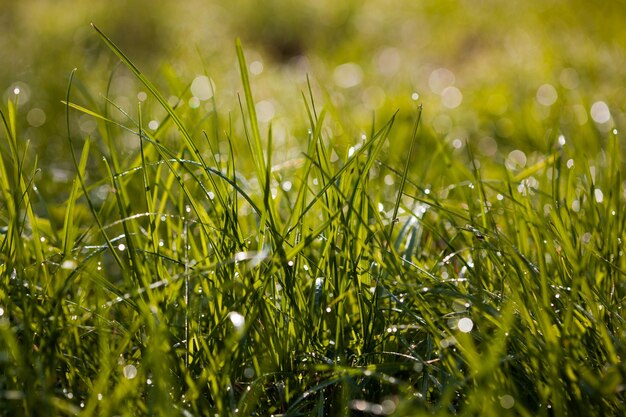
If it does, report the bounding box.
[1,22,625,417]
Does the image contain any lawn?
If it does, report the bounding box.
[1,1,625,416]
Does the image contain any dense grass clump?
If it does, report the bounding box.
[1,25,625,416]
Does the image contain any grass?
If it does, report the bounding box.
[1,22,625,417]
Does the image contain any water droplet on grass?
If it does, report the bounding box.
[499,394,515,409]
[281,181,292,192]
[229,311,245,328]
[458,317,474,333]
[123,364,137,379]
[61,260,77,270]
[594,189,604,203]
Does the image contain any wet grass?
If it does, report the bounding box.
[1,24,625,416]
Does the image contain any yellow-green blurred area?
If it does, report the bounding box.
[2,0,626,182]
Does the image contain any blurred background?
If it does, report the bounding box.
[1,0,625,189]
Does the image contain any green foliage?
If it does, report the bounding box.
[1,8,626,417]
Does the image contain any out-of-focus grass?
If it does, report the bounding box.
[1,1,625,416]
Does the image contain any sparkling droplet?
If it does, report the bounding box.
[458,317,474,333]
[123,364,137,379]
[229,311,245,328]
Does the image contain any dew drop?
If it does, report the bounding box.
[229,311,245,328]
[61,260,77,270]
[594,188,604,203]
[457,317,474,333]
[499,394,515,409]
[123,364,137,379]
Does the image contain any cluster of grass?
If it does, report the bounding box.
[1,24,625,416]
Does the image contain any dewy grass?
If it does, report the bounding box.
[1,25,625,417]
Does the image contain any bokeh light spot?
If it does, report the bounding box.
[536,84,558,106]
[190,75,215,101]
[333,63,363,88]
[590,101,611,124]
[441,86,463,109]
[27,108,46,127]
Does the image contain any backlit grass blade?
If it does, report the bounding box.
[62,137,90,257]
[235,38,266,181]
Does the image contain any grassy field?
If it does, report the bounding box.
[1,1,626,416]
